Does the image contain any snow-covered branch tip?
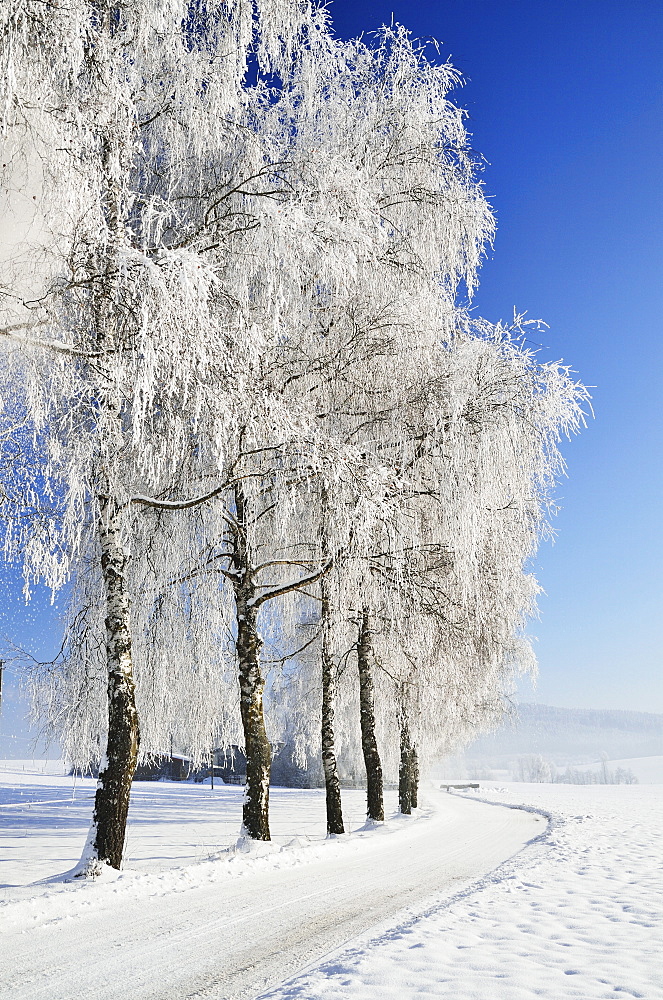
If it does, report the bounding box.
[129,485,228,511]
[250,560,333,609]
[0,322,102,358]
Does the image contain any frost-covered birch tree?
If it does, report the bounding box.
[0,0,331,872]
[263,27,588,825]
[365,320,588,809]
[139,22,497,837]
[0,4,588,861]
[268,37,467,822]
[267,27,496,824]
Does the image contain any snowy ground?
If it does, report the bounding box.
[1,764,660,1000]
[266,783,663,1000]
[1,758,389,887]
[0,761,537,999]
[573,754,663,783]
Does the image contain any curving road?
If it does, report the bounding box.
[0,791,540,1000]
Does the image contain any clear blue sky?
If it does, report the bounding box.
[331,0,663,711]
[1,1,661,757]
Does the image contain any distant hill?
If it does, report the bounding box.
[458,703,663,770]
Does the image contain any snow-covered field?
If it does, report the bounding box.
[1,762,661,1000]
[268,783,663,1000]
[574,754,663,784]
[2,758,386,887]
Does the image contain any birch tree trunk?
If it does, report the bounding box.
[80,495,140,872]
[357,607,384,822]
[410,746,419,809]
[398,704,413,815]
[77,88,142,871]
[235,598,271,840]
[321,582,344,835]
[237,598,272,840]
[232,481,271,840]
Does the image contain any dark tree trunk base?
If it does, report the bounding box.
[78,503,140,874]
[411,746,419,809]
[321,593,344,835]
[91,674,140,869]
[358,608,384,822]
[237,605,271,841]
[399,712,413,815]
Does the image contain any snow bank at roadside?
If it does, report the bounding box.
[0,774,435,936]
[262,783,662,1000]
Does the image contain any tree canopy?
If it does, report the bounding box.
[0,2,587,868]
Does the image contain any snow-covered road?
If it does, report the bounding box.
[0,778,540,1000]
[266,784,663,1000]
